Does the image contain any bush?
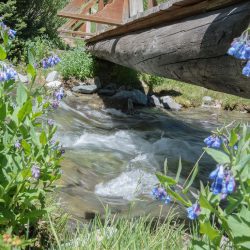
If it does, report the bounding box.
[0,21,63,247]
[0,0,68,61]
[58,43,94,80]
[154,124,250,249]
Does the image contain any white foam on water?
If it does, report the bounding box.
[95,169,158,201]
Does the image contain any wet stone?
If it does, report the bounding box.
[72,85,98,94]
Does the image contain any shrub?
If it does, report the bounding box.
[0,20,64,247]
[154,124,250,249]
[58,43,94,80]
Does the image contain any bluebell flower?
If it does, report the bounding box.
[0,21,16,39]
[242,60,250,77]
[51,100,60,109]
[42,55,61,69]
[0,63,17,82]
[14,141,21,149]
[152,186,171,204]
[54,88,64,101]
[187,203,201,220]
[204,135,221,149]
[31,165,40,180]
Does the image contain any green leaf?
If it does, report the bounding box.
[21,140,31,155]
[199,193,214,212]
[27,64,36,78]
[0,45,7,60]
[156,172,177,185]
[175,157,182,183]
[229,130,238,147]
[18,99,32,123]
[16,83,28,106]
[40,131,47,145]
[204,148,230,164]
[183,163,199,194]
[200,220,221,245]
[166,186,191,207]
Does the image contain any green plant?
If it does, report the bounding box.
[58,43,94,80]
[0,20,63,246]
[155,124,250,249]
[50,210,186,250]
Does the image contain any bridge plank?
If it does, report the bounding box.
[88,2,250,98]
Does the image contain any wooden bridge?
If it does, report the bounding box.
[58,0,250,98]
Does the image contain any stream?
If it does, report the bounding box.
[51,95,250,220]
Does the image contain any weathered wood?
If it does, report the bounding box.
[88,2,250,98]
[86,0,244,43]
[129,0,144,17]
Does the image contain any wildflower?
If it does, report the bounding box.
[0,21,16,39]
[187,203,201,220]
[204,135,221,149]
[48,119,54,126]
[14,140,21,149]
[3,233,12,244]
[209,165,236,198]
[242,60,250,77]
[54,87,64,101]
[31,165,40,180]
[0,63,17,82]
[51,100,59,109]
[152,186,171,204]
[41,55,61,69]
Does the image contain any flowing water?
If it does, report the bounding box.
[52,95,250,220]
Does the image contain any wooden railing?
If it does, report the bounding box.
[58,0,159,39]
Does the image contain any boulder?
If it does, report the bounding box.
[161,96,182,111]
[46,71,59,82]
[94,77,102,88]
[112,90,148,106]
[98,89,116,96]
[18,73,28,83]
[46,80,62,89]
[150,95,163,108]
[72,85,98,94]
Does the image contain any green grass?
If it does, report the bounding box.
[141,74,250,111]
[49,210,187,250]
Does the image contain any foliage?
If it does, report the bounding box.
[155,124,250,249]
[57,42,94,80]
[0,0,68,61]
[49,210,186,250]
[0,20,63,247]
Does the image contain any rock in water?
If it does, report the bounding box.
[150,95,163,107]
[46,80,62,89]
[161,96,182,111]
[72,85,98,94]
[202,96,213,106]
[112,90,148,106]
[46,71,59,82]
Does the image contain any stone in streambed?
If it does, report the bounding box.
[150,95,163,108]
[161,96,182,111]
[46,80,62,89]
[112,90,148,106]
[72,85,98,94]
[46,71,59,82]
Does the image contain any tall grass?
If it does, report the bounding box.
[49,210,187,250]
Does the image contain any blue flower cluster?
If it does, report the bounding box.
[204,135,222,149]
[0,21,16,39]
[187,203,201,220]
[42,55,61,69]
[209,165,236,199]
[51,87,64,110]
[152,186,171,204]
[227,29,250,77]
[0,63,17,82]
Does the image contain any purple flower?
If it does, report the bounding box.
[54,88,64,101]
[31,165,40,180]
[0,63,17,82]
[48,119,54,126]
[187,203,201,220]
[41,55,61,69]
[14,141,21,149]
[152,186,171,204]
[209,165,236,198]
[0,21,16,39]
[51,100,59,109]
[204,135,222,149]
[242,60,250,77]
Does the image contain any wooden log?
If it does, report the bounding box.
[88,2,250,98]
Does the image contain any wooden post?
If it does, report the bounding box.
[129,0,143,17]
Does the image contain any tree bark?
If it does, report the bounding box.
[88,2,250,98]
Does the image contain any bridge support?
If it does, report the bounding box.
[88,2,250,98]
